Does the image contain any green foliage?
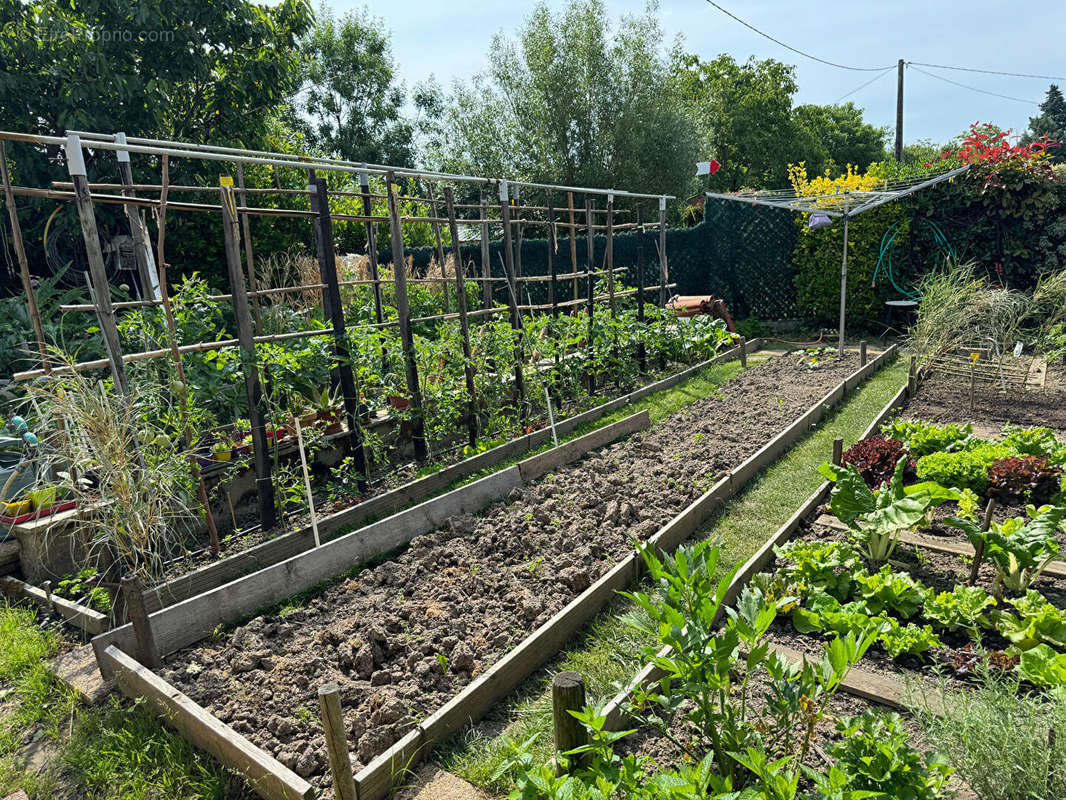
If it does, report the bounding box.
[915,443,1016,494]
[773,540,860,601]
[830,710,951,800]
[922,585,996,633]
[947,504,1065,595]
[881,419,976,458]
[1000,424,1066,463]
[878,619,943,659]
[993,589,1066,650]
[54,567,111,613]
[1017,644,1066,686]
[853,565,930,618]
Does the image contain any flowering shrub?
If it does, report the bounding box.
[940,123,1057,190]
[787,161,886,204]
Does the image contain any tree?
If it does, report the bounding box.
[293,5,415,166]
[792,102,887,175]
[1025,84,1066,162]
[428,0,699,197]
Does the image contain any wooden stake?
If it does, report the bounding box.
[358,170,385,327]
[739,336,748,369]
[968,498,996,585]
[658,197,668,308]
[513,184,523,281]
[552,671,588,775]
[1,141,49,366]
[65,135,129,394]
[635,204,647,373]
[479,190,492,310]
[585,199,596,394]
[294,417,320,548]
[860,340,868,367]
[427,184,449,313]
[497,181,526,409]
[567,192,578,302]
[908,355,917,397]
[317,684,357,800]
[832,436,844,467]
[113,133,161,300]
[385,172,428,462]
[443,186,479,448]
[235,163,263,335]
[547,193,558,319]
[122,574,160,668]
[220,182,276,530]
[313,178,369,490]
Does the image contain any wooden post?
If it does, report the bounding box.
[385,172,429,462]
[658,196,669,308]
[552,671,588,774]
[121,574,160,668]
[832,436,844,467]
[479,190,492,309]
[968,498,996,585]
[427,184,449,313]
[113,133,162,301]
[635,204,647,373]
[585,199,596,394]
[65,135,129,394]
[547,193,558,319]
[358,170,385,327]
[444,187,479,448]
[318,684,357,800]
[513,184,523,282]
[220,182,276,529]
[0,141,48,367]
[235,163,263,335]
[314,178,368,490]
[567,192,578,302]
[497,180,526,409]
[860,340,868,366]
[908,355,917,396]
[739,336,748,368]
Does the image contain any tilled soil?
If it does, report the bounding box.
[902,364,1066,438]
[163,353,857,797]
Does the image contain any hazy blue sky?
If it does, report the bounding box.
[334,0,1064,159]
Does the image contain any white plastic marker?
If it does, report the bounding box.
[294,417,321,547]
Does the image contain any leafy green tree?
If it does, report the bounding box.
[1025,84,1066,162]
[428,0,699,197]
[793,102,888,175]
[293,4,415,166]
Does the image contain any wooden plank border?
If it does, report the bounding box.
[0,575,108,634]
[93,412,652,679]
[101,645,314,800]
[141,340,762,614]
[352,346,899,799]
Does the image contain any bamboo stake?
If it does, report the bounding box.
[428,184,449,314]
[498,181,526,408]
[443,187,479,448]
[567,191,578,302]
[0,141,48,367]
[385,172,428,462]
[658,197,668,307]
[294,417,320,548]
[235,163,263,335]
[479,189,492,310]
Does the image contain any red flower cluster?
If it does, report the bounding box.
[941,123,1057,189]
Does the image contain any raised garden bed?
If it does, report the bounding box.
[89,346,896,800]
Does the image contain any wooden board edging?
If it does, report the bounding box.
[101,645,314,800]
[141,343,760,615]
[0,575,108,634]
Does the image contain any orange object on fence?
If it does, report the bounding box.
[666,295,735,332]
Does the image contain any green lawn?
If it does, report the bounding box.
[442,358,907,791]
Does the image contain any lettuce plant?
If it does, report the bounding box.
[987,455,1064,505]
[1018,643,1066,687]
[878,618,943,659]
[882,419,976,458]
[773,540,861,601]
[947,504,1066,595]
[853,565,931,618]
[840,436,914,489]
[992,589,1066,650]
[923,585,997,633]
[915,443,1016,494]
[820,457,960,563]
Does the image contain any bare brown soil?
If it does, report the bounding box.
[161,353,857,797]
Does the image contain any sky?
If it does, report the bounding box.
[333,0,1065,155]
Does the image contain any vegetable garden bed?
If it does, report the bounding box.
[91,347,895,800]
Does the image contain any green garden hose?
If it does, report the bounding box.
[871,218,955,300]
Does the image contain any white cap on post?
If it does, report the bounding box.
[65,134,86,177]
[115,132,130,163]
[659,196,666,211]
[498,179,509,202]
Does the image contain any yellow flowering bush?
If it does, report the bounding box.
[787,162,886,207]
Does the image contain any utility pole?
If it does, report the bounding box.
[895,59,905,162]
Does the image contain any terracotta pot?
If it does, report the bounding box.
[388,394,410,411]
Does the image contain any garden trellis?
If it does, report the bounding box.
[705,164,970,351]
[0,128,678,541]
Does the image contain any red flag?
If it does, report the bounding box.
[709,159,722,174]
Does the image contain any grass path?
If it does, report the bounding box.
[442,358,908,790]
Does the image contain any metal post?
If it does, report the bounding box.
[658,196,668,308]
[358,169,385,327]
[838,207,850,353]
[220,182,276,529]
[385,172,428,462]
[895,59,905,163]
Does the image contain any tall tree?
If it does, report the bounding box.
[792,102,888,175]
[294,5,414,167]
[1025,84,1066,162]
[428,0,699,197]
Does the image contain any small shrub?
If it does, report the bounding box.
[842,436,915,489]
[987,455,1064,505]
[916,443,1016,494]
[831,709,952,799]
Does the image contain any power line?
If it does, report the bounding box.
[909,65,1040,105]
[702,1,895,72]
[909,61,1066,82]
[834,67,896,103]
